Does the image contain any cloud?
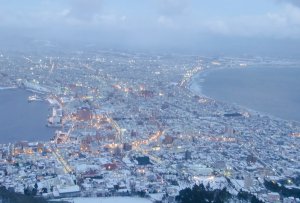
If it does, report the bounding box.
[157,15,176,28]
[277,0,300,7]
[157,0,190,16]
[1,0,300,54]
[201,4,300,39]
[66,0,103,21]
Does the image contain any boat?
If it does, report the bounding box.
[28,95,43,102]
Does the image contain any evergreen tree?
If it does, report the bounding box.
[176,184,231,203]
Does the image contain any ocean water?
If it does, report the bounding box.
[0,89,55,143]
[195,66,300,122]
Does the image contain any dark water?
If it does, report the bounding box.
[0,89,55,143]
[198,67,300,122]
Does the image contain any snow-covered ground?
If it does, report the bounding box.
[72,197,152,203]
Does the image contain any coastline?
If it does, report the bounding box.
[0,86,17,90]
[187,66,300,125]
[188,67,218,97]
[187,65,234,99]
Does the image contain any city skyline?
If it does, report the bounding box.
[1,1,300,203]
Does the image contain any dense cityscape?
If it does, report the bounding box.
[0,50,300,202]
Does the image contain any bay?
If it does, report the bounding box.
[0,89,54,143]
[195,66,300,122]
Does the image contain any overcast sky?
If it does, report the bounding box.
[1,0,300,55]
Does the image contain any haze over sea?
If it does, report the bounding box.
[193,66,300,122]
[0,89,54,143]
